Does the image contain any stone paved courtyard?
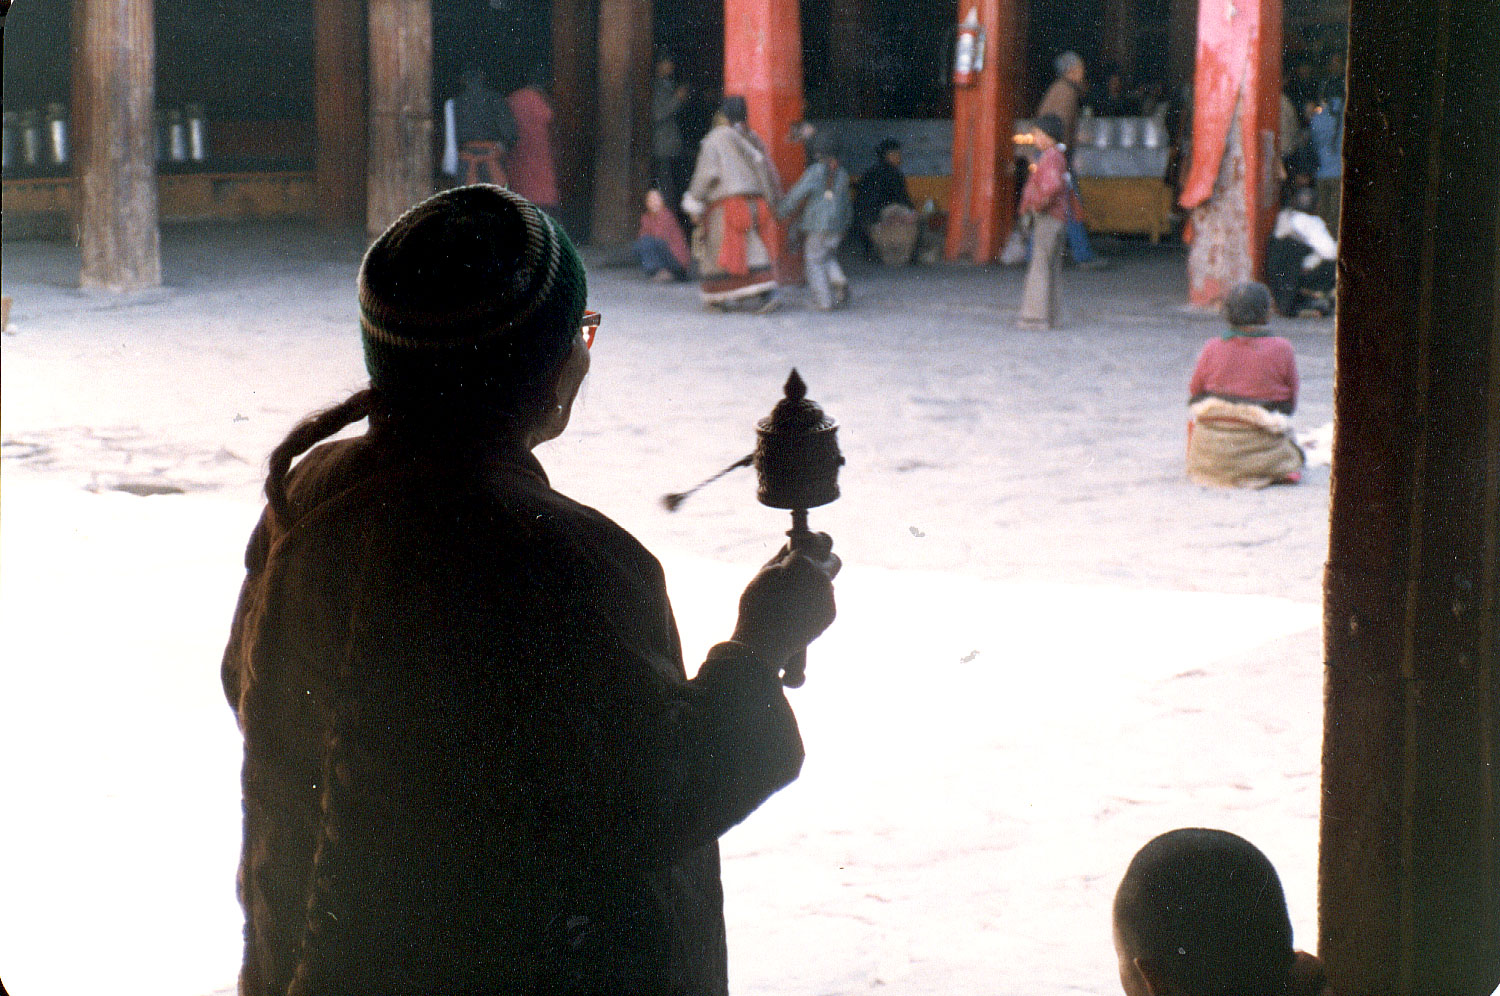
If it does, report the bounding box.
[1,223,1333,996]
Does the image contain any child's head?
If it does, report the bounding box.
[1113,829,1294,996]
[645,188,666,213]
[1223,282,1273,329]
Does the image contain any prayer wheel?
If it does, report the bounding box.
[661,368,844,687]
[753,369,843,687]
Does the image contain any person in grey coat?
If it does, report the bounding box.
[651,51,690,212]
[778,133,853,310]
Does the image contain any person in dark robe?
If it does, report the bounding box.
[1266,186,1337,317]
[222,185,838,996]
[651,50,690,213]
[1089,67,1141,117]
[452,66,518,186]
[853,138,918,264]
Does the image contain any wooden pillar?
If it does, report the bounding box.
[73,0,160,292]
[366,0,432,236]
[590,0,652,245]
[1177,0,1279,307]
[314,0,367,227]
[553,0,598,239]
[1319,0,1500,991]
[943,0,1022,263]
[827,0,869,117]
[724,0,804,199]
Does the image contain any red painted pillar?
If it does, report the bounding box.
[723,0,804,198]
[1178,0,1280,307]
[944,0,1022,263]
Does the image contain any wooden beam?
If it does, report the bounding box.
[1178,0,1280,307]
[552,0,598,238]
[1320,0,1500,991]
[314,0,367,227]
[74,0,161,291]
[366,0,432,236]
[591,0,653,245]
[943,0,1022,263]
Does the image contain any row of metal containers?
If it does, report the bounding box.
[2,104,210,172]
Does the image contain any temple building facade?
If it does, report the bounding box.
[5,0,1347,268]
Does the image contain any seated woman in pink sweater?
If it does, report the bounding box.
[634,188,692,282]
[1186,281,1305,487]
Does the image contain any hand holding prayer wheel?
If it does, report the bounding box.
[663,369,843,686]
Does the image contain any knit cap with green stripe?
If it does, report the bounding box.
[358,185,587,408]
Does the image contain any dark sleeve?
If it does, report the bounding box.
[542,621,804,870]
[631,642,805,861]
[507,524,804,870]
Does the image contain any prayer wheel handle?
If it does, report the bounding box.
[778,508,816,688]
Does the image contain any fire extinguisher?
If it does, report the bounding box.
[952,8,986,88]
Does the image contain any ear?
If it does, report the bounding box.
[1134,958,1183,996]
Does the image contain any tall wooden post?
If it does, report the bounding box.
[590,0,652,245]
[1177,0,1279,307]
[1319,0,1500,991]
[315,0,368,227]
[553,0,598,240]
[943,0,1022,263]
[73,0,160,292]
[366,0,432,236]
[724,0,804,199]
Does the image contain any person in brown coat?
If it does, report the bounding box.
[1036,50,1087,148]
[222,184,839,996]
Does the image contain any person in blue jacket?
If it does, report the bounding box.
[778,132,853,310]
